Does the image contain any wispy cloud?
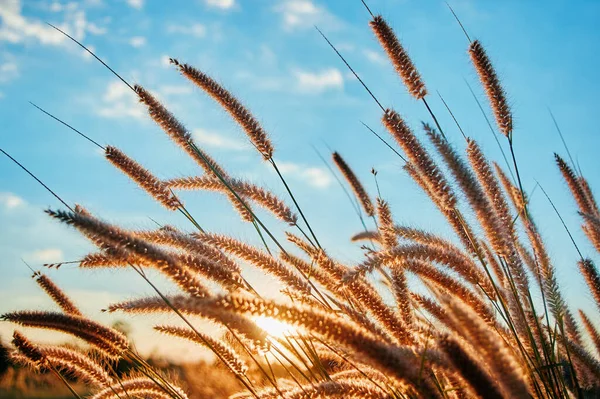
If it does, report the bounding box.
[97,81,145,119]
[275,161,332,188]
[81,44,97,60]
[204,0,235,10]
[129,36,146,47]
[294,68,343,93]
[166,23,206,38]
[234,70,286,92]
[25,248,64,264]
[363,49,387,65]
[235,67,344,94]
[160,54,172,67]
[0,58,18,83]
[0,192,24,209]
[159,85,193,96]
[0,0,64,44]
[126,0,144,10]
[193,128,249,151]
[274,0,339,31]
[0,0,105,45]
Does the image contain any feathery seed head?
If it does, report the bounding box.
[35,274,82,316]
[167,176,297,225]
[12,331,45,366]
[89,376,188,399]
[39,346,114,387]
[46,209,212,297]
[376,198,397,250]
[171,59,274,160]
[383,110,456,210]
[556,153,596,216]
[469,40,512,137]
[134,85,230,179]
[155,325,248,375]
[105,146,181,210]
[197,233,311,294]
[5,312,128,359]
[579,259,600,313]
[370,15,427,99]
[438,335,504,399]
[333,151,375,217]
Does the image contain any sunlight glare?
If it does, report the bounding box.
[253,316,298,339]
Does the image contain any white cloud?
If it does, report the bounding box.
[160,54,172,67]
[0,0,106,45]
[126,0,144,9]
[236,67,344,94]
[81,44,96,60]
[97,81,145,119]
[129,36,146,48]
[193,128,249,151]
[0,193,24,209]
[159,85,192,96]
[234,70,286,92]
[259,44,276,65]
[85,0,105,6]
[294,68,343,93]
[49,2,63,12]
[166,23,206,38]
[26,248,64,264]
[275,161,332,188]
[363,49,387,65]
[336,43,355,52]
[204,0,235,9]
[0,60,18,83]
[103,81,130,102]
[274,0,339,31]
[86,22,106,35]
[0,0,64,44]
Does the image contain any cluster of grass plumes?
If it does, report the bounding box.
[4,3,600,399]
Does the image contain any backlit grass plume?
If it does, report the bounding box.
[105,145,182,210]
[469,40,513,137]
[171,59,274,160]
[370,15,427,99]
[332,151,375,217]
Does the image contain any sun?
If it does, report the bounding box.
[253,316,298,339]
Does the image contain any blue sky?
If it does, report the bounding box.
[1,0,600,359]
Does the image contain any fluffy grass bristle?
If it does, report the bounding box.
[105,146,181,210]
[370,15,427,99]
[171,59,274,160]
[332,151,375,217]
[4,312,128,359]
[34,274,82,316]
[469,40,513,137]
